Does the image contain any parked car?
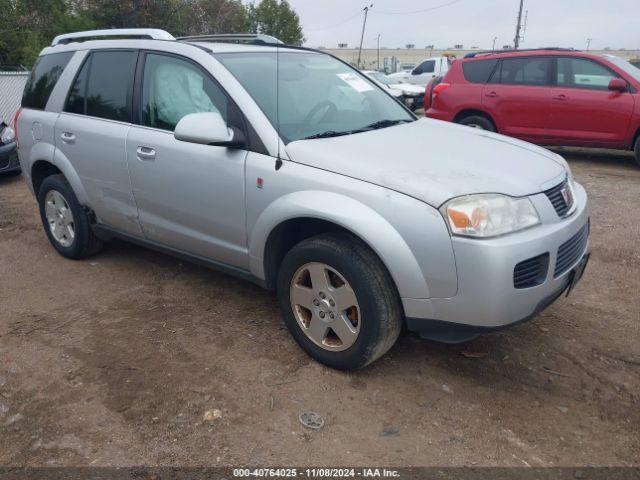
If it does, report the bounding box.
[388,57,452,86]
[425,49,640,166]
[0,121,20,175]
[362,70,425,110]
[17,29,590,370]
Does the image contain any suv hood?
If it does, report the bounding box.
[389,83,425,95]
[285,118,566,207]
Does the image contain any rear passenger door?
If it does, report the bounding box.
[125,51,249,269]
[482,56,553,140]
[55,49,142,237]
[547,57,634,146]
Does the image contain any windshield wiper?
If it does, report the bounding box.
[301,130,352,140]
[301,119,413,140]
[361,119,414,131]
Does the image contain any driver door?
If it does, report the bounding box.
[126,51,249,269]
[409,59,436,85]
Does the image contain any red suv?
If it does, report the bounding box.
[425,49,640,166]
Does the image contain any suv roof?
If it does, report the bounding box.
[44,29,311,56]
[460,48,619,63]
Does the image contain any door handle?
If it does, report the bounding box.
[485,91,498,98]
[60,132,76,144]
[553,94,568,101]
[136,146,156,161]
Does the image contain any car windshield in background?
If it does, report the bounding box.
[607,55,640,82]
[367,71,392,85]
[215,51,414,143]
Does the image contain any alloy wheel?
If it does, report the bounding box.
[45,190,75,247]
[289,262,361,351]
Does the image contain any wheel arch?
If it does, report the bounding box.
[249,191,431,299]
[453,108,498,131]
[30,160,62,195]
[632,126,640,150]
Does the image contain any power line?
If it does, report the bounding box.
[373,0,466,16]
[305,10,366,32]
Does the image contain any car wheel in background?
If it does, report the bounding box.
[458,115,496,132]
[277,232,403,370]
[38,174,103,259]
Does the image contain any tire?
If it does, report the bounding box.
[37,174,103,259]
[634,136,640,168]
[277,232,403,370]
[458,114,496,132]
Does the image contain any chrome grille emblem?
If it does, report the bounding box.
[560,182,574,209]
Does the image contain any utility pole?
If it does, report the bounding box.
[376,34,381,71]
[492,36,498,51]
[514,0,524,50]
[586,38,592,51]
[357,4,373,70]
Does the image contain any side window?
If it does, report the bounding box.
[413,60,435,75]
[22,52,74,110]
[462,59,499,84]
[142,53,228,132]
[86,51,136,122]
[557,57,618,90]
[498,57,550,86]
[65,57,89,114]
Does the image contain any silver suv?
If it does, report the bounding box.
[16,29,590,369]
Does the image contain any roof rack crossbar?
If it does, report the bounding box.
[51,29,175,46]
[177,33,284,45]
[464,47,576,58]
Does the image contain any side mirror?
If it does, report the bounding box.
[174,112,246,148]
[608,78,627,92]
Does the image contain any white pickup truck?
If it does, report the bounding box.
[388,56,452,87]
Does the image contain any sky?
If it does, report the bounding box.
[282,0,639,51]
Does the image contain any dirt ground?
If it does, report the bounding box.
[0,148,638,467]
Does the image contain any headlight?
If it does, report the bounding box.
[442,194,540,238]
[1,126,15,144]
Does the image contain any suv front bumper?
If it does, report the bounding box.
[0,142,20,174]
[404,182,590,342]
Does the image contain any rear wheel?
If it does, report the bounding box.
[458,114,496,132]
[38,174,103,259]
[634,136,640,167]
[277,233,403,370]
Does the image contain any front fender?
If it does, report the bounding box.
[248,190,432,299]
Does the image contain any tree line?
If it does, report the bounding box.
[0,0,305,67]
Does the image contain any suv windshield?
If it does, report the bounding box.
[216,51,414,143]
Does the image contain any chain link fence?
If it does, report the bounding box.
[0,70,29,124]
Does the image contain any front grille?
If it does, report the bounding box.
[514,253,549,289]
[554,222,589,277]
[544,179,574,217]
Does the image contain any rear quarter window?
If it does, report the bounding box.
[22,52,74,110]
[462,59,498,83]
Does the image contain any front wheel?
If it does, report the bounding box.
[277,233,403,370]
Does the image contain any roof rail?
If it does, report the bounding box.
[51,29,175,46]
[464,47,576,59]
[177,33,284,45]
